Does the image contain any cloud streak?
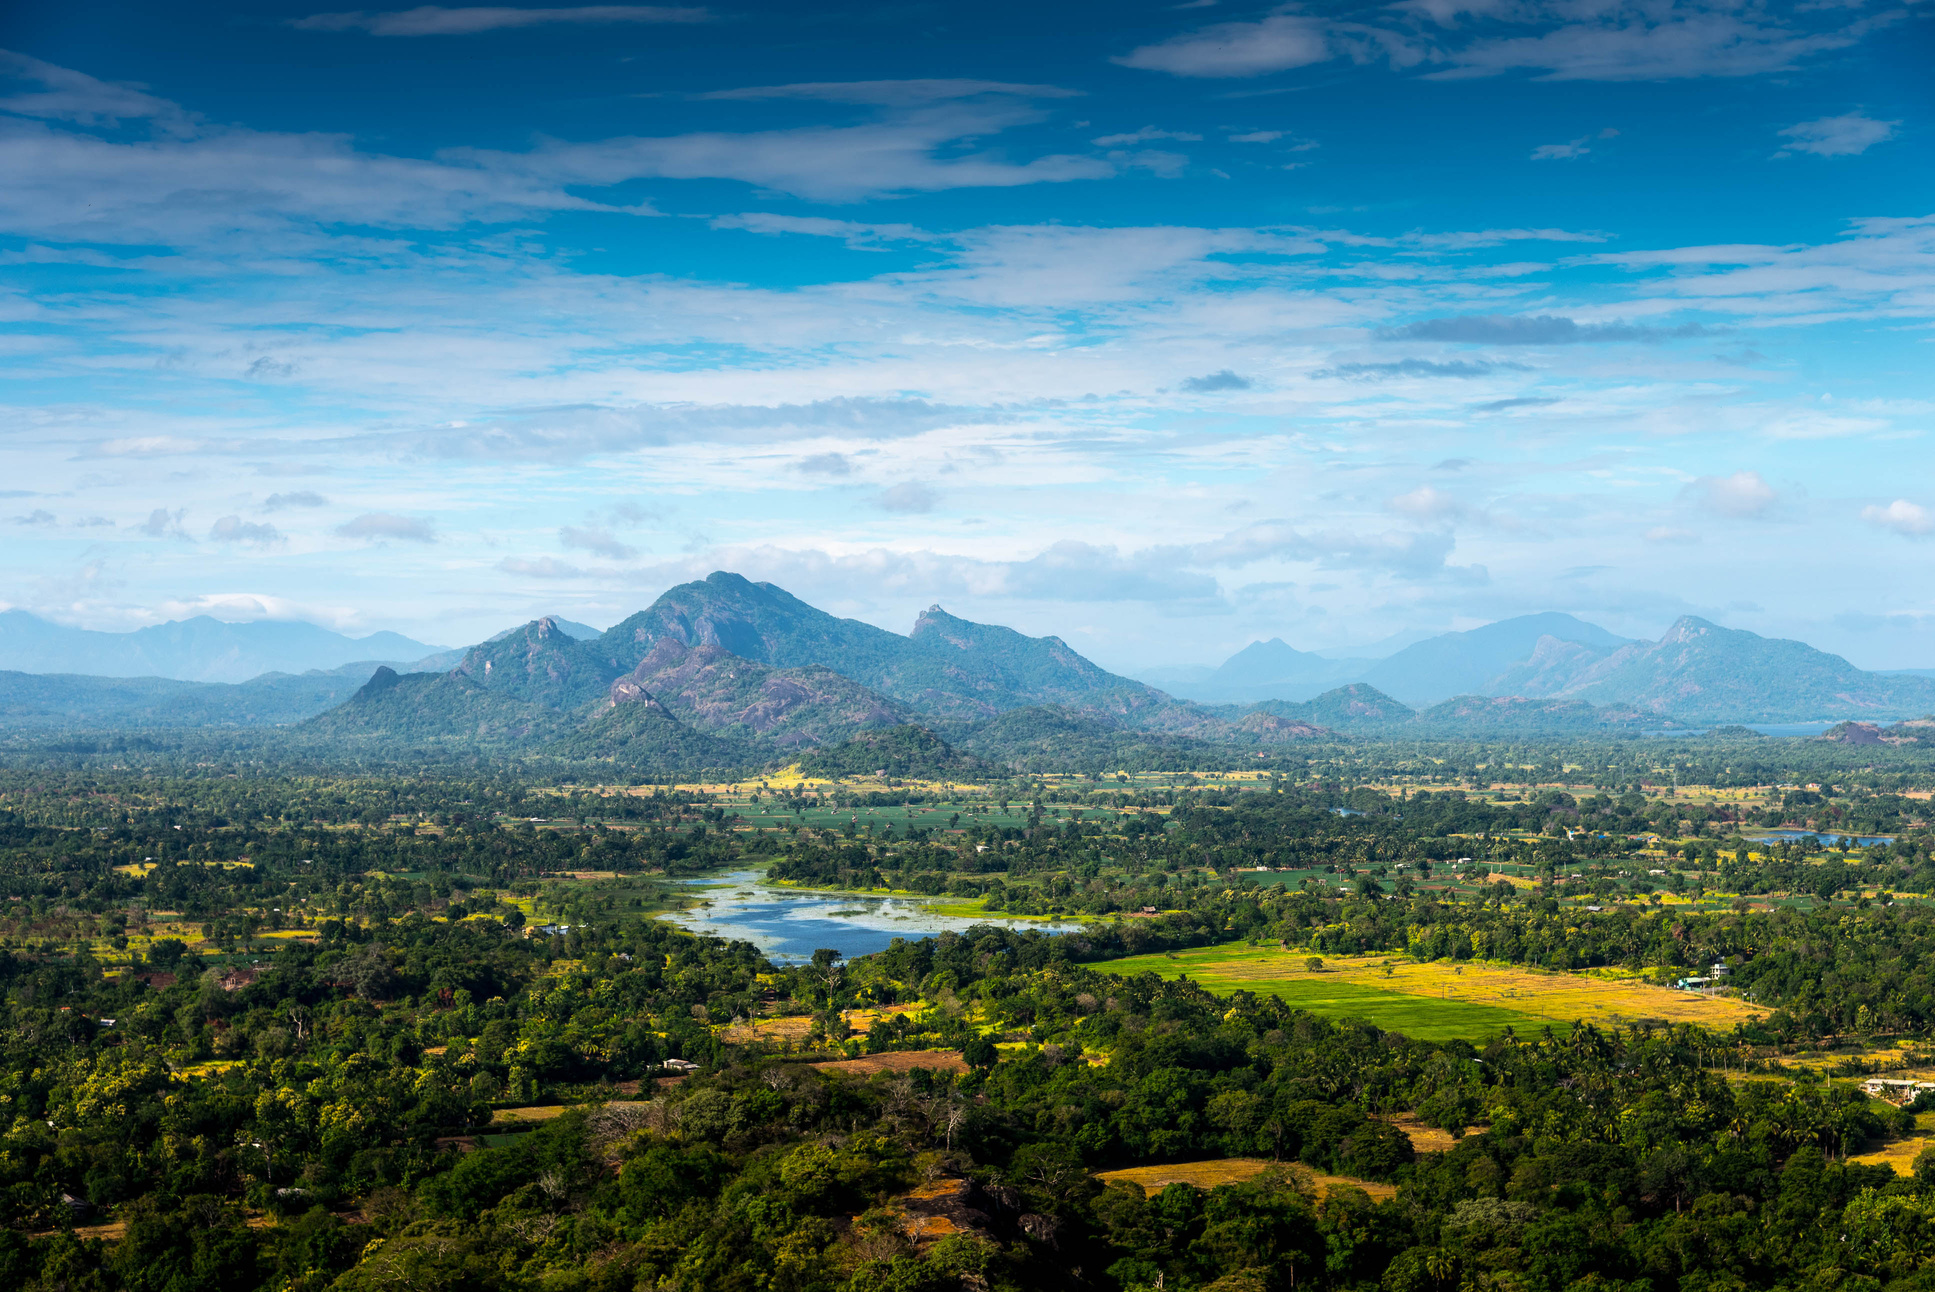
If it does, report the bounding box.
[1380,315,1711,344]
[292,6,709,36]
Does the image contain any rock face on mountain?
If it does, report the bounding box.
[614,639,914,748]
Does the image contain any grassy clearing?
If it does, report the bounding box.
[490,1105,572,1124]
[1094,1158,1397,1202]
[1101,948,1554,1041]
[1851,1135,1933,1175]
[1102,944,1761,1039]
[1381,1113,1474,1153]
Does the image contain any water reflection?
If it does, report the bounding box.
[659,869,1081,963]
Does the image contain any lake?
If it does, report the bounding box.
[659,869,1082,963]
[1750,829,1896,847]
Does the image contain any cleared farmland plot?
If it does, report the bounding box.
[1101,944,1763,1041]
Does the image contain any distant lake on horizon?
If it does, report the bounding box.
[658,869,1082,963]
[1749,829,1896,847]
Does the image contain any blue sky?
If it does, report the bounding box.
[0,0,1930,670]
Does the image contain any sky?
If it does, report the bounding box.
[0,0,1931,672]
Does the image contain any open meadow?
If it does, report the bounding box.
[1101,943,1764,1040]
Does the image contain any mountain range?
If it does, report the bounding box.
[1145,613,1935,723]
[0,610,443,683]
[2,579,1930,768]
[299,573,1321,768]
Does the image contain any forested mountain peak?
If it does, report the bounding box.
[598,572,888,674]
[454,616,622,711]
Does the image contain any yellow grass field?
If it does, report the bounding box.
[1318,955,1765,1028]
[1382,1113,1473,1153]
[722,1015,816,1043]
[1852,1135,1933,1175]
[1095,1158,1397,1202]
[1141,946,1764,1031]
[491,1105,572,1123]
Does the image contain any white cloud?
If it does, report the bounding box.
[1686,470,1779,519]
[559,524,637,559]
[0,51,185,127]
[874,482,939,513]
[0,61,1107,247]
[1115,14,1333,78]
[336,512,436,542]
[1227,130,1284,143]
[292,6,709,36]
[133,508,188,539]
[1532,137,1592,160]
[1861,499,1933,537]
[154,593,364,627]
[1776,112,1899,158]
[451,101,1115,202]
[1430,11,1864,82]
[710,213,940,248]
[499,556,586,577]
[1388,486,1467,523]
[208,515,284,546]
[265,491,328,510]
[795,452,855,477]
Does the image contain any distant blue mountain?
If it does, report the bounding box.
[0,610,444,684]
[1358,612,1631,705]
[1143,613,1630,706]
[1138,638,1368,704]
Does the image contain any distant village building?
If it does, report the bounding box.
[1861,1078,1935,1106]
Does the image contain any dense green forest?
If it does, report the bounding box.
[4,760,1935,1291]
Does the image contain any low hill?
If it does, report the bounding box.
[1411,694,1661,734]
[549,691,756,771]
[793,725,991,780]
[1246,685,1415,732]
[299,666,574,746]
